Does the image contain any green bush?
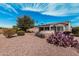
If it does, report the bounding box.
[35,32,45,38]
[17,30,25,36]
[63,31,71,35]
[74,34,79,37]
[72,27,79,37]
[3,29,16,38]
[26,30,34,33]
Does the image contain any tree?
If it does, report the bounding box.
[13,25,18,29]
[72,27,79,36]
[17,15,34,32]
[72,27,79,34]
[0,27,3,29]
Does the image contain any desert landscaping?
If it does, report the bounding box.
[0,33,79,56]
[0,15,79,56]
[0,3,79,56]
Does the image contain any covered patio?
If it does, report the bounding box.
[38,22,71,33]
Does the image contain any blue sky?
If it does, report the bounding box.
[0,3,79,28]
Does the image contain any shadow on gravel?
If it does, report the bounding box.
[75,43,79,53]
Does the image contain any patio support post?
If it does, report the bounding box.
[49,25,51,31]
[63,25,65,31]
[43,27,45,31]
[55,26,57,32]
[68,22,71,31]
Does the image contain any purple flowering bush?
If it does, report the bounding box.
[47,32,79,48]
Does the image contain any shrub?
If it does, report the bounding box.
[63,31,71,35]
[35,32,45,38]
[17,30,25,36]
[47,32,79,48]
[3,29,16,38]
[72,27,79,37]
[74,34,79,37]
[26,30,34,33]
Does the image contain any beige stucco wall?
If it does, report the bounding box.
[27,27,39,33]
[39,22,72,34]
[40,30,54,34]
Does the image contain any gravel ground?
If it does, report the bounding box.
[0,33,79,56]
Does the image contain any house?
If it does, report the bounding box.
[38,21,72,34]
[27,27,39,33]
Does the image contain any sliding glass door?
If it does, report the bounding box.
[56,26,63,32]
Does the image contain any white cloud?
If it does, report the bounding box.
[45,4,79,16]
[1,3,78,16]
[22,7,43,12]
[21,3,79,16]
[0,4,18,14]
[4,4,18,14]
[0,10,13,16]
[21,3,47,12]
[42,8,68,16]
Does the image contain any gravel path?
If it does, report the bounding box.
[0,33,79,56]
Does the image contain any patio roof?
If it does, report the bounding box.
[38,22,69,27]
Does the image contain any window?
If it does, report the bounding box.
[45,27,49,31]
[56,26,63,32]
[51,27,54,30]
[65,26,68,30]
[39,27,43,31]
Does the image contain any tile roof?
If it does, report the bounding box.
[39,22,69,27]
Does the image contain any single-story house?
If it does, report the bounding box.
[38,21,72,34]
[27,21,72,34]
[27,27,39,33]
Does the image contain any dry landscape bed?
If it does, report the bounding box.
[0,33,79,56]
